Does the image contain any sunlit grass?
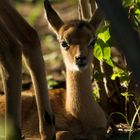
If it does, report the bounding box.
[129,105,140,140]
[41,35,58,52]
[15,2,43,26]
[25,3,42,26]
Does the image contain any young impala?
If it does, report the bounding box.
[44,0,107,139]
[0,0,107,139]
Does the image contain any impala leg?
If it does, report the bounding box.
[0,47,22,140]
[22,30,55,140]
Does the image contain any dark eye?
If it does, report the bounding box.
[61,41,70,50]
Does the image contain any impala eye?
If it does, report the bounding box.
[60,40,70,50]
[61,41,70,50]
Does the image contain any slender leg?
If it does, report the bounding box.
[22,31,55,140]
[0,1,55,138]
[0,46,22,140]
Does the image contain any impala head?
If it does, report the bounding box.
[44,0,104,71]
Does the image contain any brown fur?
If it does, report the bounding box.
[44,0,107,139]
[0,1,55,139]
[0,89,79,138]
[1,83,106,139]
[0,1,106,140]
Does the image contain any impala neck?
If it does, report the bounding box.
[65,66,95,117]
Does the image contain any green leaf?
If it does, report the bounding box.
[94,43,103,60]
[123,0,134,7]
[135,0,140,3]
[111,73,121,80]
[105,59,114,67]
[103,46,111,60]
[135,9,140,15]
[98,28,110,43]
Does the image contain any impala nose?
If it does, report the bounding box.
[75,55,87,67]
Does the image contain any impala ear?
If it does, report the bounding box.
[89,8,105,32]
[44,0,64,35]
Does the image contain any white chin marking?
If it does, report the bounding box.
[73,65,81,71]
[67,64,87,71]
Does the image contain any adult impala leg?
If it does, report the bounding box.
[0,39,22,139]
[22,30,55,140]
[0,0,56,139]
